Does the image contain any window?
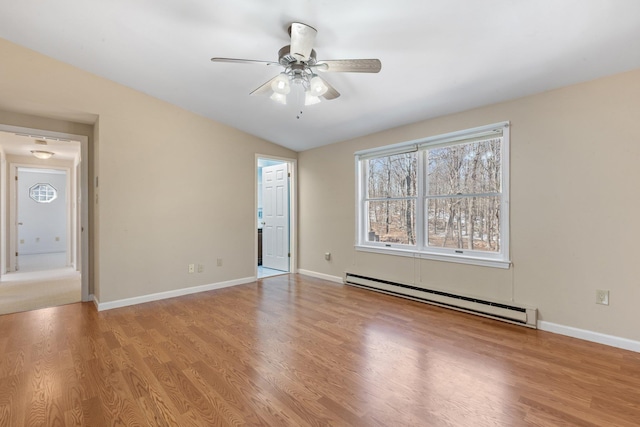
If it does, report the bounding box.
[365,152,417,245]
[29,183,58,203]
[356,122,510,268]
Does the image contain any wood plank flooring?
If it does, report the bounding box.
[1,274,639,426]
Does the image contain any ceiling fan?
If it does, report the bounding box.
[211,22,381,106]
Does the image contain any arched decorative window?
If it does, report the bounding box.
[29,183,58,203]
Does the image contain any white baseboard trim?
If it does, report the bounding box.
[297,269,343,284]
[538,321,640,353]
[94,277,256,311]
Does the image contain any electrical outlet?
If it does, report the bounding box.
[324,252,331,261]
[188,263,195,273]
[216,258,223,267]
[596,289,609,305]
[197,264,204,273]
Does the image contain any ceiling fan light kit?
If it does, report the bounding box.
[211,22,381,110]
[271,73,291,95]
[305,92,321,106]
[309,76,328,97]
[270,92,287,105]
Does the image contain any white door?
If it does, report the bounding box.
[15,168,68,272]
[262,163,289,271]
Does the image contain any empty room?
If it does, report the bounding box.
[1,1,639,426]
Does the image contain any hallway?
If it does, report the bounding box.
[0,263,80,315]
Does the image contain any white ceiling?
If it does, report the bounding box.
[1,1,639,152]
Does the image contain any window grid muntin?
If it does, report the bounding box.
[29,183,58,203]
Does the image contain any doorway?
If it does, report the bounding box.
[256,156,295,279]
[0,126,89,315]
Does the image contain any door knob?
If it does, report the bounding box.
[18,222,23,225]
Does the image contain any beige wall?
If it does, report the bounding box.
[0,37,296,303]
[299,68,640,342]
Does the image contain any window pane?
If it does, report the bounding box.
[367,199,416,245]
[427,138,501,196]
[427,196,500,252]
[29,183,57,203]
[367,152,417,198]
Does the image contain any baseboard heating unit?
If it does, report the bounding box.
[344,272,537,328]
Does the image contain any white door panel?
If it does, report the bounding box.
[262,163,289,271]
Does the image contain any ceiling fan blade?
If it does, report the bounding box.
[250,75,279,95]
[315,59,382,73]
[289,22,317,62]
[211,57,279,66]
[319,77,340,100]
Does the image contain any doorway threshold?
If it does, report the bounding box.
[258,266,288,278]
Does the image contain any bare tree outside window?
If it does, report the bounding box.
[366,152,417,245]
[426,138,502,252]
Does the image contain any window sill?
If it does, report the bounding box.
[354,245,511,269]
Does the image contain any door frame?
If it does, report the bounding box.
[0,124,90,302]
[255,154,297,278]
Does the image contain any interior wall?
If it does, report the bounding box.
[0,37,296,303]
[298,67,640,343]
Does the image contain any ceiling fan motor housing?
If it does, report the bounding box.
[278,45,317,67]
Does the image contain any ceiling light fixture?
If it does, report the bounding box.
[309,76,328,97]
[268,69,329,107]
[271,73,291,95]
[270,92,287,105]
[304,92,321,106]
[31,150,55,160]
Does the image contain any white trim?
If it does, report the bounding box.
[255,154,297,278]
[356,144,418,160]
[354,245,511,269]
[418,252,510,269]
[500,123,510,264]
[538,321,640,353]
[297,269,343,284]
[354,121,509,157]
[355,245,416,258]
[94,276,255,311]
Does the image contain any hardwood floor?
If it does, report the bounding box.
[1,274,639,426]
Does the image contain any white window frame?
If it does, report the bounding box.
[355,122,510,269]
[29,183,58,203]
